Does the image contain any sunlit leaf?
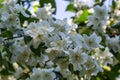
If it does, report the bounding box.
[66,4,75,12]
[0,0,4,2]
[75,9,88,24]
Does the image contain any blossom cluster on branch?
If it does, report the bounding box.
[0,0,120,80]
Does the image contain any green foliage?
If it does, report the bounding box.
[77,27,92,35]
[111,0,117,10]
[19,10,31,25]
[1,30,13,38]
[91,63,120,80]
[0,60,15,75]
[2,46,12,60]
[0,52,2,67]
[68,63,74,73]
[66,4,75,12]
[75,9,88,24]
[24,35,33,44]
[110,50,120,62]
[53,71,63,79]
[0,0,4,2]
[40,0,56,14]
[30,42,47,56]
[27,17,39,23]
[0,3,3,8]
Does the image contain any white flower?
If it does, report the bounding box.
[49,33,72,50]
[45,47,61,60]
[10,39,31,63]
[65,19,78,33]
[50,18,67,33]
[60,69,76,80]
[75,34,86,49]
[95,47,113,66]
[94,5,108,20]
[87,5,108,33]
[84,32,103,49]
[86,60,103,80]
[75,33,103,50]
[14,67,23,79]
[69,48,88,70]
[55,58,69,69]
[0,11,10,21]
[35,3,54,20]
[95,47,113,58]
[41,69,56,80]
[73,0,95,8]
[28,68,55,80]
[87,15,106,29]
[14,4,29,17]
[106,36,120,52]
[38,20,54,33]
[29,68,43,80]
[83,56,95,70]
[25,21,54,48]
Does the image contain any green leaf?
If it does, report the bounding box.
[28,17,39,23]
[30,42,47,56]
[78,27,92,35]
[0,69,12,75]
[68,63,74,73]
[1,60,15,75]
[33,4,40,12]
[111,22,120,29]
[1,30,13,38]
[110,50,120,62]
[0,0,4,2]
[112,0,116,10]
[19,10,31,25]
[0,3,3,8]
[0,52,2,67]
[24,35,33,44]
[2,46,12,60]
[66,4,75,12]
[75,9,88,24]
[53,71,63,79]
[40,0,56,14]
[95,0,99,2]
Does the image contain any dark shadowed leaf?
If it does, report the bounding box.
[68,63,74,73]
[1,30,13,38]
[24,35,33,44]
[30,42,47,56]
[0,52,2,67]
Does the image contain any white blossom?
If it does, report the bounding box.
[106,36,120,52]
[27,68,55,80]
[35,3,54,20]
[94,5,108,20]
[69,48,88,70]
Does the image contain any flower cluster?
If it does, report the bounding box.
[0,0,119,80]
[87,5,108,33]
